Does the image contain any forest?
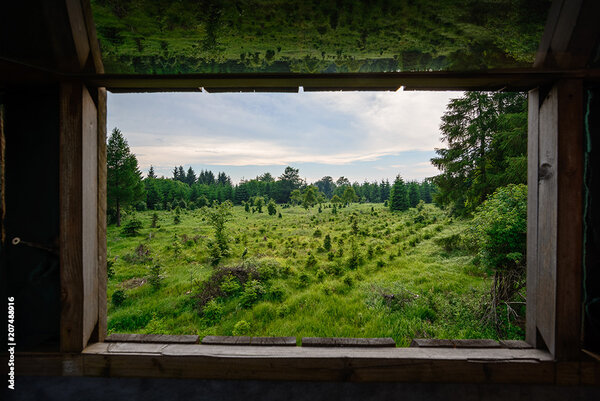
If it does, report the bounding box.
[106,91,528,344]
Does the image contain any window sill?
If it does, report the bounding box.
[11,342,600,385]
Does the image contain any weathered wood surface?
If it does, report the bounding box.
[534,0,600,69]
[499,340,533,349]
[554,80,583,360]
[527,88,540,348]
[106,334,199,344]
[537,85,559,356]
[81,84,98,350]
[302,337,396,347]
[11,345,599,385]
[410,339,502,348]
[96,87,107,342]
[87,69,600,93]
[202,336,296,346]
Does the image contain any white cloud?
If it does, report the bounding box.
[107,90,459,180]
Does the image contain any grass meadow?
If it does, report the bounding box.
[107,203,522,345]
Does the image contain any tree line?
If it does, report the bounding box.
[106,128,435,226]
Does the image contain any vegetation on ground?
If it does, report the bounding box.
[107,203,523,344]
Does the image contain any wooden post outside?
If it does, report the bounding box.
[529,80,584,360]
[59,80,99,352]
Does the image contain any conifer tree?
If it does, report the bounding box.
[107,128,145,226]
[389,175,409,212]
[408,181,420,208]
[147,165,157,179]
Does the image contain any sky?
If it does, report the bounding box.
[107,90,460,184]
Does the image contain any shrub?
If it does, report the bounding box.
[323,234,331,251]
[435,234,462,252]
[149,212,159,228]
[265,284,285,301]
[202,299,223,323]
[232,320,251,336]
[239,280,264,308]
[267,200,277,216]
[111,289,126,306]
[313,229,322,238]
[148,264,163,291]
[220,274,241,296]
[121,217,143,236]
[107,259,115,279]
[298,272,310,286]
[205,201,233,265]
[305,254,317,269]
[468,184,527,332]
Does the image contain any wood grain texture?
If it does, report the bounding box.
[64,0,90,70]
[60,81,84,353]
[14,346,600,385]
[81,84,98,348]
[87,69,600,93]
[555,80,583,360]
[106,334,199,344]
[302,337,396,347]
[537,85,559,355]
[96,87,107,342]
[202,336,296,346]
[60,81,99,352]
[410,339,501,348]
[527,88,540,348]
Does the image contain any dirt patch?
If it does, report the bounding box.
[120,277,147,289]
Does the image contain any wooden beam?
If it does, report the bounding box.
[59,81,99,352]
[534,80,584,360]
[96,87,107,342]
[83,69,600,93]
[534,0,600,69]
[527,88,540,347]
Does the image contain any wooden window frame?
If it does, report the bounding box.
[8,0,600,386]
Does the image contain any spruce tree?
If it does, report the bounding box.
[107,128,145,226]
[389,175,409,212]
[185,166,196,186]
[147,165,157,179]
[408,181,420,208]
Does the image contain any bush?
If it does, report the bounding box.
[435,234,462,252]
[239,280,264,308]
[220,274,241,296]
[150,212,159,228]
[232,320,251,336]
[467,184,528,332]
[112,289,126,306]
[313,229,322,238]
[323,234,331,251]
[202,299,223,323]
[107,259,115,279]
[265,284,285,301]
[267,200,277,216]
[121,217,143,236]
[148,264,163,291]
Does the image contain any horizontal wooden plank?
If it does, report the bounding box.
[82,69,600,93]
[500,340,533,349]
[11,345,584,384]
[201,336,296,346]
[302,337,396,347]
[105,334,199,344]
[410,339,502,348]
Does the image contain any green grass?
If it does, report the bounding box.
[107,203,523,345]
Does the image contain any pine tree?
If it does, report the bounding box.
[147,165,157,179]
[389,175,409,212]
[408,181,420,208]
[107,128,145,226]
[185,166,196,186]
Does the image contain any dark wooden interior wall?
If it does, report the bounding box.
[0,87,60,350]
[583,84,600,352]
